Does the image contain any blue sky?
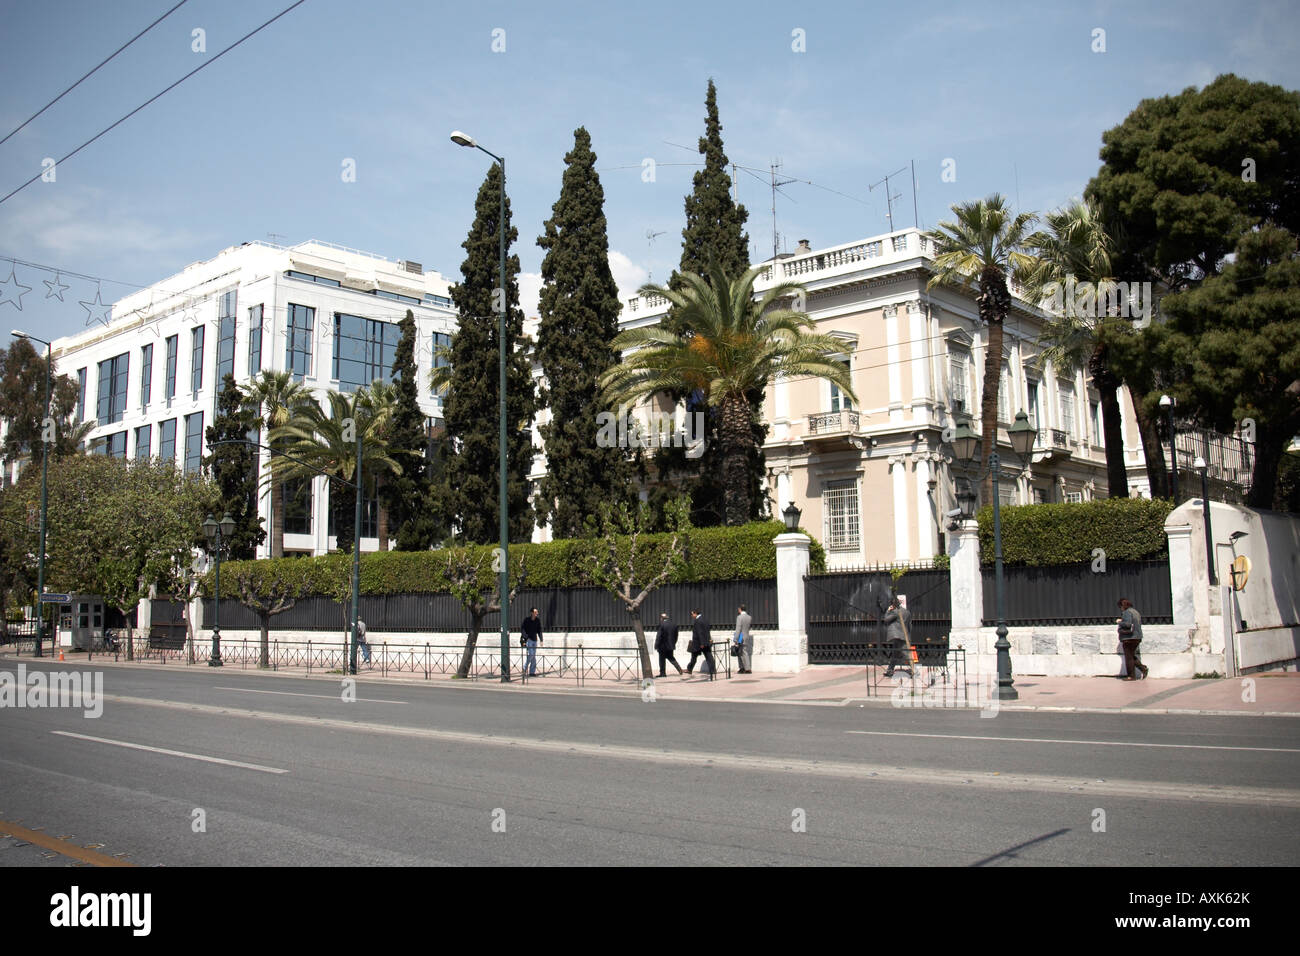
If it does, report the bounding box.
[1,0,1297,343]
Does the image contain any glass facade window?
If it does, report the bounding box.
[76,368,86,421]
[333,313,399,391]
[184,412,203,474]
[368,288,420,305]
[1058,382,1075,438]
[431,332,451,376]
[96,431,127,459]
[282,477,313,535]
[823,478,861,552]
[96,353,129,425]
[1026,381,1040,433]
[164,335,178,400]
[328,486,379,539]
[159,419,177,462]
[135,424,151,460]
[191,326,205,395]
[949,353,968,413]
[285,270,340,287]
[216,291,236,390]
[287,304,314,379]
[248,304,263,375]
[424,293,453,308]
[829,358,852,412]
[140,344,153,408]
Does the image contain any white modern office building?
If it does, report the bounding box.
[23,239,458,558]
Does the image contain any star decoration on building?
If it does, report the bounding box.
[80,286,113,327]
[43,273,70,301]
[0,267,32,311]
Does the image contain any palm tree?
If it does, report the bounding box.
[358,380,400,551]
[1021,199,1131,497]
[269,389,401,554]
[601,262,856,526]
[926,195,1038,503]
[247,371,312,557]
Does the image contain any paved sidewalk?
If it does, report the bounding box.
[5,645,1298,716]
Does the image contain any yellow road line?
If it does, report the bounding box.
[0,820,135,867]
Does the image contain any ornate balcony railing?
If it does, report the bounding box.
[808,410,860,434]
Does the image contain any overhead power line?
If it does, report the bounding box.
[0,0,309,207]
[0,0,190,149]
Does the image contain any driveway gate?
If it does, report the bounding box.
[805,565,951,664]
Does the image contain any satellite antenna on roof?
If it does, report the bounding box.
[646,229,666,245]
[869,166,907,231]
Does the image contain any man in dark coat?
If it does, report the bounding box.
[686,608,714,677]
[655,611,684,677]
[881,598,912,678]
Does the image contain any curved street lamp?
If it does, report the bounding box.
[951,409,1037,701]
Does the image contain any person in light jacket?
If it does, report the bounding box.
[734,604,753,673]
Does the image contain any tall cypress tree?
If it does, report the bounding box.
[535,127,635,538]
[440,162,537,544]
[202,374,265,560]
[654,78,767,527]
[383,310,442,548]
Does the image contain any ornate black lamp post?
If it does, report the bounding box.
[782,502,802,533]
[203,512,236,667]
[951,410,1037,700]
[1160,394,1178,502]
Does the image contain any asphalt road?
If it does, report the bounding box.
[2,659,1298,866]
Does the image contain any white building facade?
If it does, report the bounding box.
[34,240,457,558]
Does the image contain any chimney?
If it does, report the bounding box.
[796,239,812,254]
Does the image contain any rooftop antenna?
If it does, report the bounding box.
[869,166,907,231]
[770,160,796,260]
[646,229,666,245]
[267,232,287,246]
[911,159,919,229]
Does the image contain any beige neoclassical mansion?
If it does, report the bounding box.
[528,226,1251,568]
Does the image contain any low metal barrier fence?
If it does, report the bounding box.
[858,642,968,703]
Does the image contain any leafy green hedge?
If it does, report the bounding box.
[208,521,826,598]
[977,498,1174,566]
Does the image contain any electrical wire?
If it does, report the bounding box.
[0,0,189,148]
[0,0,309,207]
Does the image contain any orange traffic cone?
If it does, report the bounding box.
[59,650,65,661]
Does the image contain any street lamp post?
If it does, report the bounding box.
[450,130,511,682]
[12,330,52,658]
[951,410,1037,701]
[202,512,236,666]
[1159,395,1178,502]
[1195,456,1217,585]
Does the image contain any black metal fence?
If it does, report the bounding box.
[805,567,951,664]
[981,558,1172,625]
[170,578,777,635]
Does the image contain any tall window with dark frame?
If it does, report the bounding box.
[333,313,400,391]
[282,477,313,535]
[135,424,151,461]
[164,335,178,401]
[140,344,153,409]
[76,368,86,421]
[216,291,236,391]
[96,352,129,425]
[190,326,205,395]
[247,304,263,376]
[286,304,314,380]
[327,484,380,539]
[183,412,203,474]
[96,431,127,459]
[158,419,177,463]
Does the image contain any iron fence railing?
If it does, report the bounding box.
[980,558,1172,626]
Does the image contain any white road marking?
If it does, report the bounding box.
[844,730,1300,753]
[94,694,1300,807]
[51,731,288,774]
[214,686,407,704]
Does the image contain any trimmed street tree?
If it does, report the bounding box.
[535,127,636,538]
[586,496,690,681]
[440,161,537,544]
[446,545,526,679]
[926,195,1038,503]
[230,561,302,668]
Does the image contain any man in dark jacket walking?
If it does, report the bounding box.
[1117,597,1148,680]
[655,611,684,677]
[686,608,714,678]
[522,607,543,677]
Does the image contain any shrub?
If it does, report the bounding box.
[208,520,826,597]
[977,497,1174,566]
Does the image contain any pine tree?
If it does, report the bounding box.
[654,78,766,527]
[535,127,636,538]
[383,310,442,548]
[440,162,537,544]
[202,374,265,560]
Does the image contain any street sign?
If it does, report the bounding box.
[39,593,70,604]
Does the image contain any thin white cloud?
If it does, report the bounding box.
[609,250,649,301]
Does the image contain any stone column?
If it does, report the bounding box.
[948,519,985,673]
[756,533,810,673]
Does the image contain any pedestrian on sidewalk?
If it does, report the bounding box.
[522,607,543,677]
[734,604,753,673]
[356,618,371,666]
[655,611,684,677]
[686,608,715,677]
[881,597,912,678]
[1117,597,1148,680]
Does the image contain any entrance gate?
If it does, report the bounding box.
[804,565,951,664]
